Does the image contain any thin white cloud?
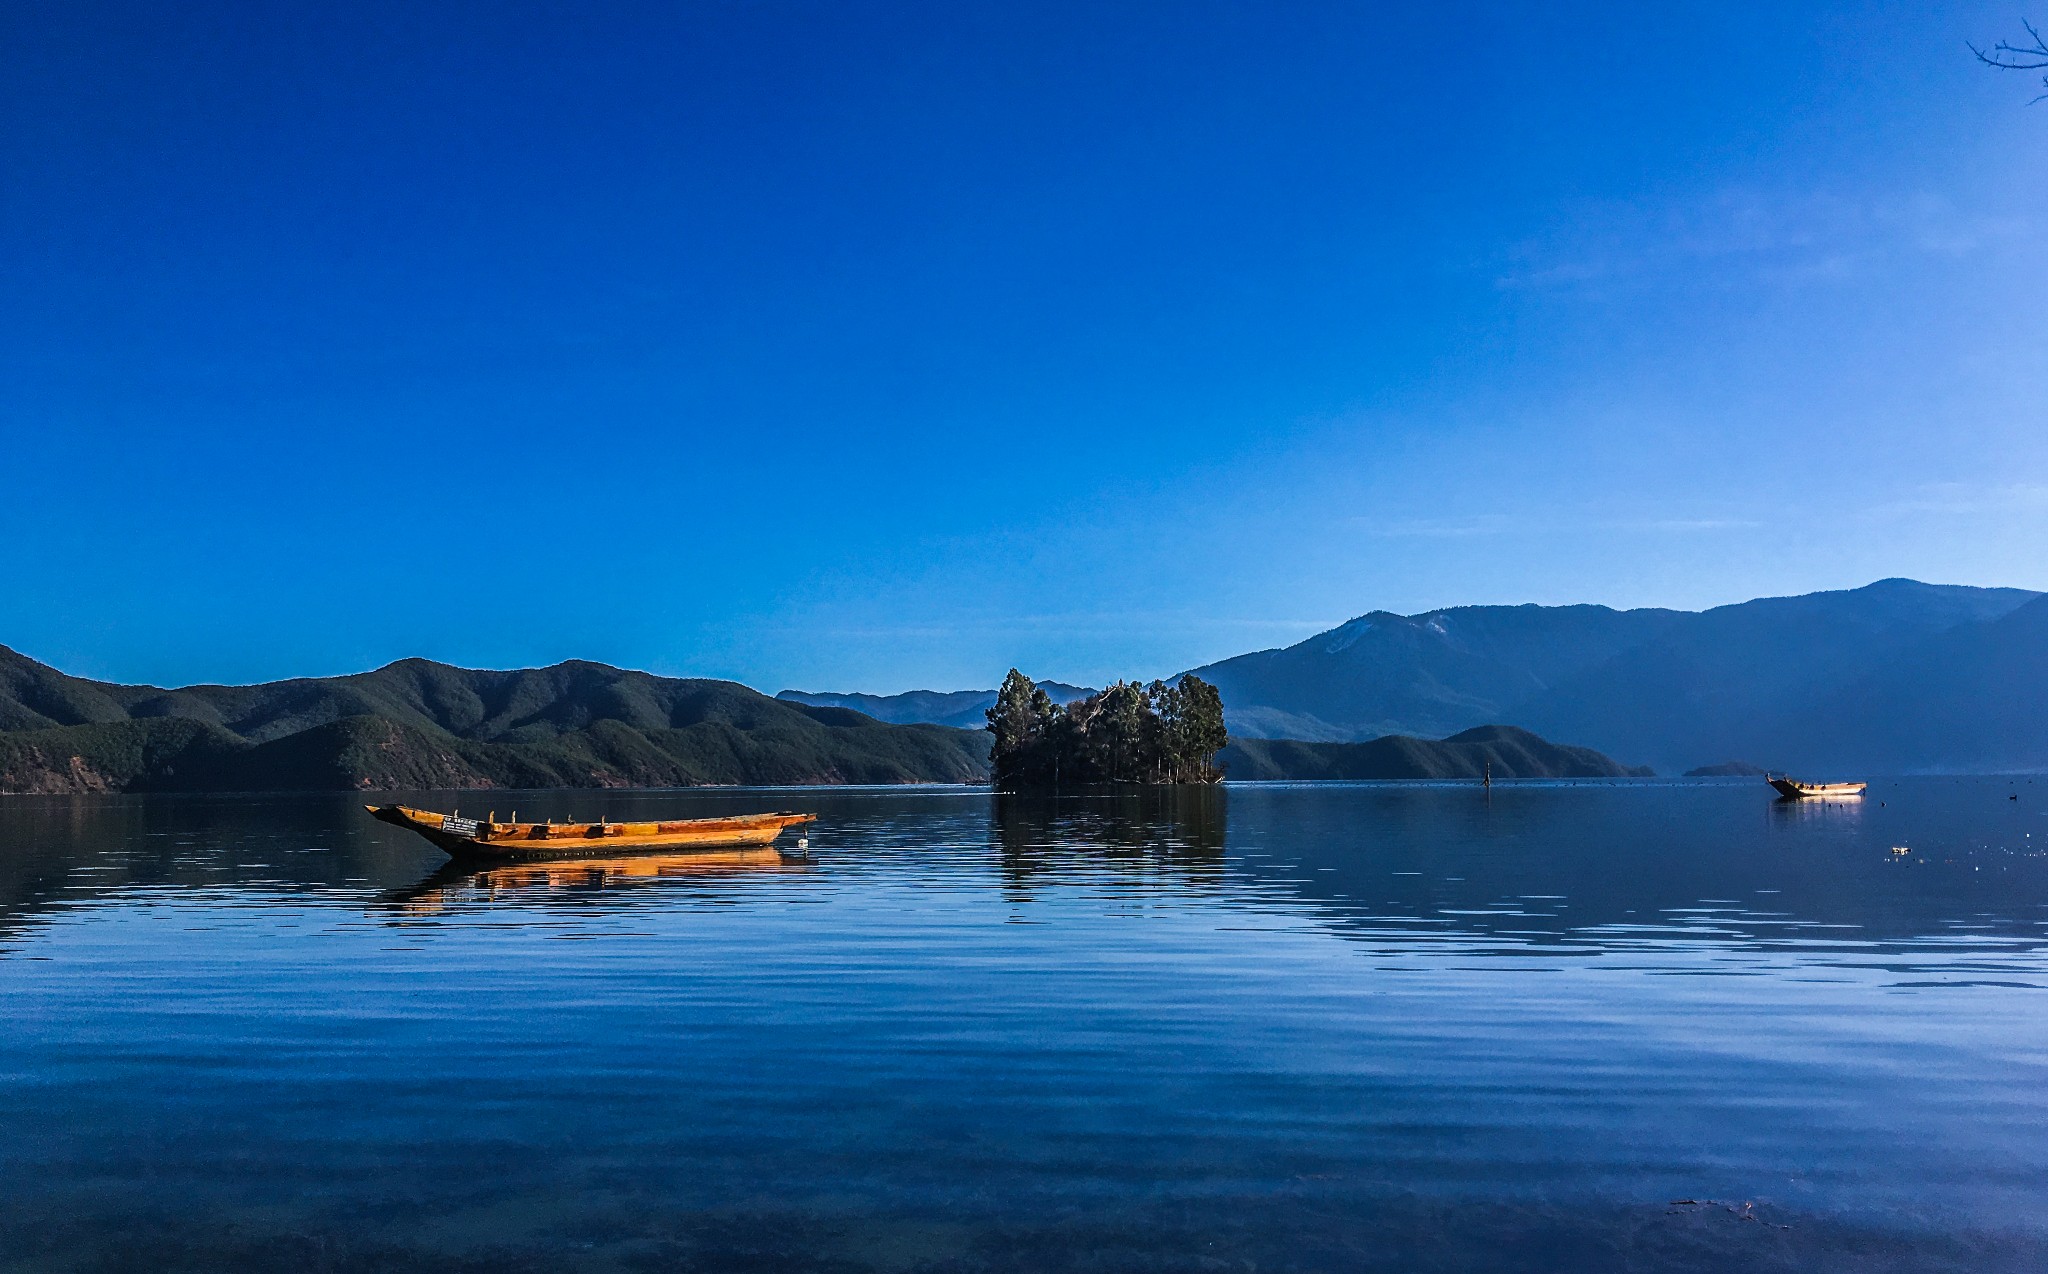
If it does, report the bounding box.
[811,612,1335,640]
[1357,514,1524,539]
[1636,517,1761,532]
[1352,513,1761,538]
[1496,188,2031,295]
[1869,483,2048,517]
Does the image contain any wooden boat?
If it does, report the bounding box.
[1766,775,1867,799]
[366,803,817,859]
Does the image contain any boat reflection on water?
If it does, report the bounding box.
[1768,789,1868,824]
[382,847,810,915]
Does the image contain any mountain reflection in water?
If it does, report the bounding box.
[1,778,2046,1272]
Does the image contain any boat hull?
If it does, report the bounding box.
[367,804,817,860]
[1767,778,1866,799]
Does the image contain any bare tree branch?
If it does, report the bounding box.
[1972,18,2048,102]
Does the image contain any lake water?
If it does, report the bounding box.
[3,778,2047,1272]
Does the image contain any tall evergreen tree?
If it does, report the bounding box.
[1166,674,1228,782]
[1089,681,1150,783]
[986,669,1043,789]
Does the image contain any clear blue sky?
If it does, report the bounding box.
[3,2,2044,692]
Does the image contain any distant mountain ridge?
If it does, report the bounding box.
[0,648,989,794]
[778,682,1096,730]
[1187,579,2044,773]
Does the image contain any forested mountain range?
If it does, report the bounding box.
[8,577,2043,794]
[0,649,988,793]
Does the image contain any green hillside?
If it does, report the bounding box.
[0,648,990,793]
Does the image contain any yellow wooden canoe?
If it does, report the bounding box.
[366,803,817,859]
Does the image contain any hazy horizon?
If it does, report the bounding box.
[7,573,2036,697]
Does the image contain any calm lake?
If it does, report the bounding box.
[3,778,2046,1272]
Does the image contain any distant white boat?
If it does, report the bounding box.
[1766,774,1866,799]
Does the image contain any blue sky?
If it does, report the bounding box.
[3,1,2044,692]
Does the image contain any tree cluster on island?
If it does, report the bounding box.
[985,669,1228,789]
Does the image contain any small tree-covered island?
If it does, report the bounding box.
[985,670,1228,789]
